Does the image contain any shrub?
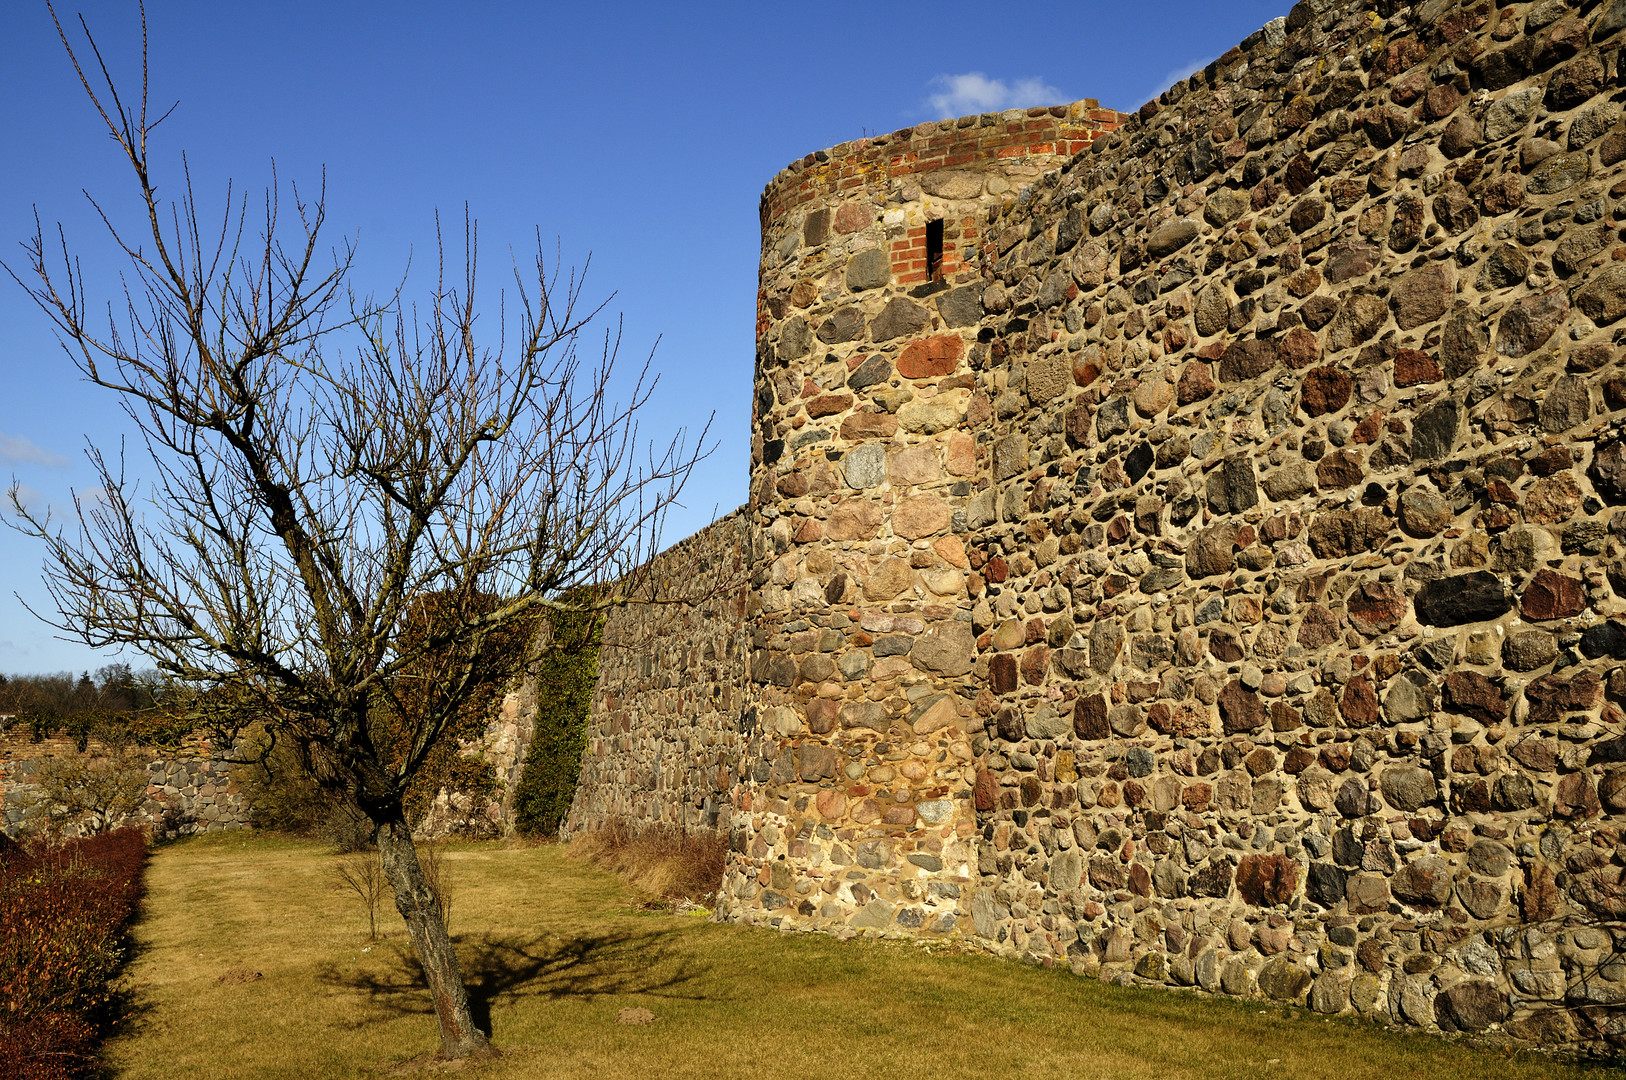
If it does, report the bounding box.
[568,818,726,904]
[0,828,147,1079]
[23,748,149,836]
[232,732,374,851]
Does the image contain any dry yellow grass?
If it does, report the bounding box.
[566,819,726,903]
[104,833,1609,1080]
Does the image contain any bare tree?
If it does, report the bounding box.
[334,851,389,941]
[4,7,709,1060]
[26,745,150,835]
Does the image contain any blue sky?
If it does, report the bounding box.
[0,1,1290,675]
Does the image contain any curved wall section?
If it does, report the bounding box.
[727,103,1123,932]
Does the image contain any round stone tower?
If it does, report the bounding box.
[719,102,1126,933]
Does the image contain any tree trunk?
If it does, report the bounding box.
[375,814,493,1059]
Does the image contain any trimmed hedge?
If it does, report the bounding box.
[0,829,147,1080]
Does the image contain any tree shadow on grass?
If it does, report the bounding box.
[317,927,712,1035]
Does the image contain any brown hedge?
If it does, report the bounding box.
[0,828,147,1080]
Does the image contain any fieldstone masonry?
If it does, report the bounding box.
[567,512,753,834]
[0,733,249,838]
[565,0,1626,1052]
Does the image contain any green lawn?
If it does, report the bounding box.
[104,833,1603,1079]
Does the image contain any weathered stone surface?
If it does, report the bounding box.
[936,285,983,328]
[1436,981,1508,1032]
[897,335,964,378]
[1326,293,1389,353]
[1178,361,1215,404]
[1325,242,1380,284]
[893,494,950,539]
[1392,263,1453,329]
[1393,348,1443,387]
[1382,677,1428,725]
[847,354,892,391]
[1525,474,1582,524]
[863,557,914,601]
[825,500,884,541]
[846,248,890,291]
[1391,856,1452,907]
[1380,767,1438,812]
[1527,152,1590,194]
[1504,629,1559,671]
[1133,377,1174,418]
[1307,507,1388,558]
[1414,572,1511,625]
[919,170,983,199]
[1026,353,1073,404]
[1443,670,1507,723]
[1219,338,1277,382]
[840,412,897,440]
[1317,449,1364,489]
[1410,397,1462,460]
[1217,680,1266,734]
[1188,521,1237,578]
[870,298,932,341]
[1237,853,1300,906]
[1484,86,1542,140]
[887,445,941,487]
[1399,489,1452,537]
[910,622,974,677]
[1262,460,1314,502]
[1521,568,1588,620]
[897,396,962,434]
[1574,264,1626,325]
[1496,288,1569,357]
[1257,957,1312,1002]
[1590,439,1626,503]
[1209,454,1258,514]
[1080,621,1122,678]
[1540,374,1591,433]
[1300,367,1353,417]
[1146,218,1200,257]
[1195,284,1231,336]
[1096,395,1130,438]
[1204,188,1249,228]
[1339,679,1378,728]
[819,308,867,345]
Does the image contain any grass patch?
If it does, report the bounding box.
[104,833,1611,1080]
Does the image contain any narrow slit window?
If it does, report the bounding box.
[925,219,945,280]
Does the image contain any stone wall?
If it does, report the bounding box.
[948,0,1626,1050]
[0,732,250,838]
[566,509,752,836]
[568,0,1626,1052]
[729,99,1126,935]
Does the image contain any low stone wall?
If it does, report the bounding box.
[0,733,250,838]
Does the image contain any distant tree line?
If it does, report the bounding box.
[0,665,196,747]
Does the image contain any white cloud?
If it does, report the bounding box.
[75,487,113,512]
[0,433,70,469]
[924,73,1066,119]
[1135,57,1216,113]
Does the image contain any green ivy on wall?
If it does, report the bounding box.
[512,612,600,837]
